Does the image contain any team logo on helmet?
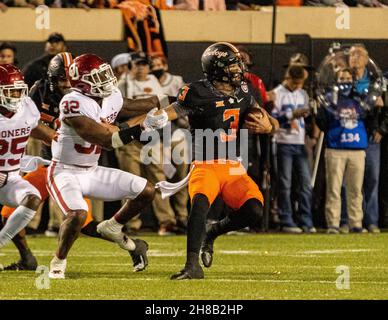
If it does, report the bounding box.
[68,63,79,81]
[203,49,229,59]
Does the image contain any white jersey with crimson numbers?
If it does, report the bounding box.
[52,88,123,166]
[0,97,40,172]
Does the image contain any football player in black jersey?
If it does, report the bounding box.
[127,42,278,279]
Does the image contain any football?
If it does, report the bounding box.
[244,107,275,134]
[244,108,265,122]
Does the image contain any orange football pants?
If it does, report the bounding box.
[1,166,93,228]
[188,160,263,210]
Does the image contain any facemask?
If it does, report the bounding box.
[152,69,165,79]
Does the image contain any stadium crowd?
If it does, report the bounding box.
[1,33,388,240]
[1,0,388,11]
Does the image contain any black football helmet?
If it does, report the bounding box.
[201,42,244,86]
[47,52,73,98]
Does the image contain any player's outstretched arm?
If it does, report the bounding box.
[65,108,170,149]
[64,116,122,149]
[123,104,179,128]
[117,96,160,120]
[30,122,58,146]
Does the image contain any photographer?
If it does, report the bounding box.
[349,45,384,233]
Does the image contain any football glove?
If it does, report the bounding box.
[142,108,169,132]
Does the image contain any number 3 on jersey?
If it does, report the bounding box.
[221,108,239,142]
[62,100,80,114]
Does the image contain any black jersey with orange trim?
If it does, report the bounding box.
[173,79,257,161]
[29,79,61,160]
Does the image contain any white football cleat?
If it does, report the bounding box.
[97,220,135,251]
[49,256,67,279]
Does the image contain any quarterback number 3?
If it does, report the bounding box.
[221,109,240,142]
[62,100,80,114]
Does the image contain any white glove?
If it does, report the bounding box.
[143,108,169,131]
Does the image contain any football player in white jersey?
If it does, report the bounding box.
[47,54,168,279]
[0,64,56,260]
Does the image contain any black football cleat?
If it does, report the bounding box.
[129,239,149,272]
[170,264,204,280]
[2,255,38,271]
[200,236,214,268]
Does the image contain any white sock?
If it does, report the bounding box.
[0,206,35,248]
[51,255,66,265]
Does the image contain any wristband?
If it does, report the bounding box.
[111,124,142,148]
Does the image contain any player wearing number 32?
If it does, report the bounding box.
[47,54,168,279]
[130,42,278,280]
[0,64,56,257]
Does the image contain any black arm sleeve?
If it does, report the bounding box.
[117,123,143,144]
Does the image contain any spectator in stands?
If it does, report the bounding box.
[237,45,268,105]
[379,77,388,228]
[23,32,67,88]
[224,0,265,10]
[116,52,181,235]
[118,51,164,99]
[349,44,384,233]
[357,0,384,7]
[285,53,320,170]
[0,42,17,65]
[271,65,315,234]
[0,0,7,11]
[316,69,368,234]
[174,0,226,10]
[150,54,189,233]
[305,0,347,6]
[0,0,38,10]
[111,52,131,80]
[150,55,184,97]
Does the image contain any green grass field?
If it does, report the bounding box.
[0,233,388,300]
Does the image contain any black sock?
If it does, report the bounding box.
[81,221,102,239]
[208,199,263,240]
[186,194,210,266]
[20,248,33,261]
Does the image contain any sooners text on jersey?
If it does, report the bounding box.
[0,97,40,171]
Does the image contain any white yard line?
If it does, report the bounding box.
[2,277,388,286]
[0,248,382,259]
[302,249,378,254]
